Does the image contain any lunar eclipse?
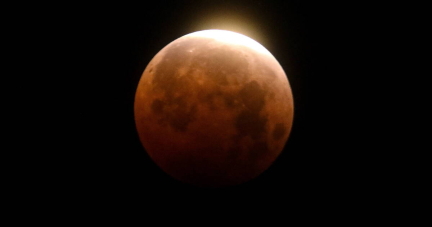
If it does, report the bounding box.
[134,30,294,187]
[59,0,365,205]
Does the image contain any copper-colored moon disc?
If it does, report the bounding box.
[134,30,294,187]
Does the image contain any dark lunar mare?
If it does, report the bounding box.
[136,35,292,187]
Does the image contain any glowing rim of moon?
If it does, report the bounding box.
[184,29,271,56]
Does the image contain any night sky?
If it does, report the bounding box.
[64,1,371,205]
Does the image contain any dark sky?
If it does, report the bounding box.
[63,1,371,206]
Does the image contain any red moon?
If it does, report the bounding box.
[134,30,294,187]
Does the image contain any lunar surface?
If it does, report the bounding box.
[134,30,294,187]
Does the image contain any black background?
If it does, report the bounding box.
[61,0,374,206]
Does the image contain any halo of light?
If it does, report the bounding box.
[185,29,271,56]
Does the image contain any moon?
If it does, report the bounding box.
[134,30,294,187]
